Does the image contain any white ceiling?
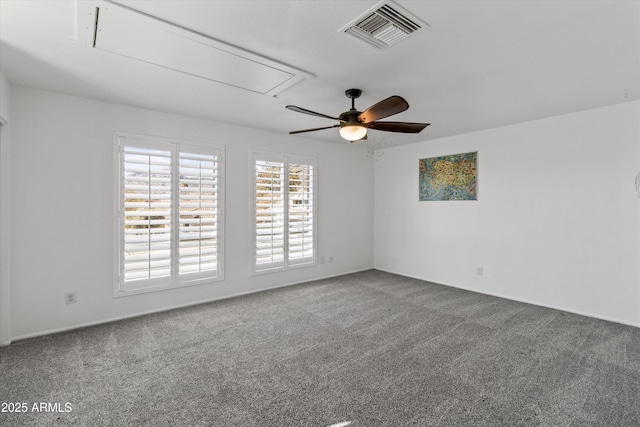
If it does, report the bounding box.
[1,0,638,149]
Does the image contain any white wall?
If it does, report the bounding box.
[0,71,9,122]
[375,101,640,327]
[0,71,11,345]
[8,85,639,341]
[8,86,374,341]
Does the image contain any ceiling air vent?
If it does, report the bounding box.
[339,0,428,50]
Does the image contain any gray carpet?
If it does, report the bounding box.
[1,270,639,426]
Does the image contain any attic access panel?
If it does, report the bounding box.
[77,1,314,96]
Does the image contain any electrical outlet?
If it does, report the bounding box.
[64,291,77,304]
[476,267,483,276]
[329,256,334,264]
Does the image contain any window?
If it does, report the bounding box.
[252,152,316,273]
[115,134,224,296]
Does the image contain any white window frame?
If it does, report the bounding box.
[251,151,317,274]
[114,132,225,297]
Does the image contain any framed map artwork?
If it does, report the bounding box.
[419,151,477,201]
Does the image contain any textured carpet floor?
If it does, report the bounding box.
[1,270,640,426]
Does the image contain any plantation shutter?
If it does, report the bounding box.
[288,162,314,265]
[117,135,224,295]
[122,144,173,284]
[253,153,316,273]
[255,158,286,270]
[178,148,220,277]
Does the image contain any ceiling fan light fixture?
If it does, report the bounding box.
[339,124,367,141]
[287,88,428,142]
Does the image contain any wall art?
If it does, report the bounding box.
[419,151,477,201]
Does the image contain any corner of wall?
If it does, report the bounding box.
[0,70,10,122]
[0,69,11,345]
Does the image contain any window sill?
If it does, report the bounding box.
[251,260,317,277]
[113,274,224,298]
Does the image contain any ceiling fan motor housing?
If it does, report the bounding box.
[339,110,363,125]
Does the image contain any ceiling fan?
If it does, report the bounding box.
[286,89,429,142]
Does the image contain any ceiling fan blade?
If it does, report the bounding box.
[366,121,430,133]
[289,125,340,135]
[286,105,343,122]
[358,96,409,123]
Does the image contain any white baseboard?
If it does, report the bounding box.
[11,266,636,345]
[375,267,640,329]
[7,267,373,344]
